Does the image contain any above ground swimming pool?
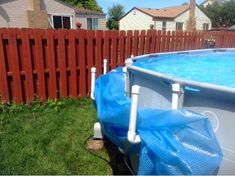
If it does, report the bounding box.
[125,48,235,174]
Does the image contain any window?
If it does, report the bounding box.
[203,23,209,31]
[162,21,166,31]
[176,22,183,31]
[53,15,71,29]
[87,18,98,30]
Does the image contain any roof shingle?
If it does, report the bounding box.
[136,4,189,18]
[75,8,105,16]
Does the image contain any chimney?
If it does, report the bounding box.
[187,0,196,31]
[32,0,41,11]
[27,0,49,28]
[189,0,195,20]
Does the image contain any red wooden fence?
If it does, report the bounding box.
[0,28,235,103]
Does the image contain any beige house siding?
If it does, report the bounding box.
[155,21,177,31]
[0,0,106,29]
[119,6,211,31]
[75,14,86,29]
[98,18,106,30]
[42,0,76,28]
[174,10,190,30]
[195,6,211,30]
[202,0,213,7]
[0,0,32,28]
[119,9,153,30]
[75,14,106,30]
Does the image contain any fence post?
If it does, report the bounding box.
[0,29,10,102]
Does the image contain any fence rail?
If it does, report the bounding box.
[0,28,235,103]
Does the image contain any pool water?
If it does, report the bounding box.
[133,51,235,88]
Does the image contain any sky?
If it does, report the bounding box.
[97,0,205,14]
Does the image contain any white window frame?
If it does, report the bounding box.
[87,18,99,30]
[51,14,73,29]
[176,22,184,31]
[162,21,167,31]
[203,23,210,31]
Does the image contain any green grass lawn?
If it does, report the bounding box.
[0,98,115,174]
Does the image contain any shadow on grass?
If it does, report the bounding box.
[103,138,133,175]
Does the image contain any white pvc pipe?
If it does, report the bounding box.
[90,67,96,100]
[103,59,107,74]
[128,85,141,144]
[123,67,128,95]
[125,58,133,66]
[93,122,103,139]
[125,58,133,97]
[171,83,183,110]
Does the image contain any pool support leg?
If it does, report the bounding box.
[128,85,141,144]
[90,67,96,100]
[125,58,134,97]
[172,83,184,110]
[93,122,103,139]
[123,67,128,96]
[103,59,107,74]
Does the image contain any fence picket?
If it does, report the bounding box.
[156,30,161,53]
[78,30,86,96]
[46,29,57,100]
[111,31,118,68]
[0,28,233,103]
[119,30,125,65]
[58,30,67,98]
[161,31,166,52]
[165,31,171,52]
[7,29,23,103]
[0,29,10,102]
[21,29,34,103]
[183,31,187,50]
[145,30,151,54]
[68,30,77,98]
[104,30,111,71]
[133,30,139,56]
[139,30,146,55]
[126,30,132,58]
[96,31,103,75]
[150,30,156,53]
[171,31,176,51]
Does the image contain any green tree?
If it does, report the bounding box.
[62,0,102,12]
[202,0,235,28]
[107,4,125,30]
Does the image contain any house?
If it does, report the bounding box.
[228,24,235,31]
[0,0,106,30]
[75,8,106,30]
[201,0,228,7]
[119,1,211,31]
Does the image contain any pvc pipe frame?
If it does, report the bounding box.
[103,59,107,74]
[128,85,141,144]
[90,67,96,100]
[123,67,128,95]
[125,58,133,97]
[171,83,184,110]
[91,59,107,100]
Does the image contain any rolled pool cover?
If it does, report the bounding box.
[94,67,223,175]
